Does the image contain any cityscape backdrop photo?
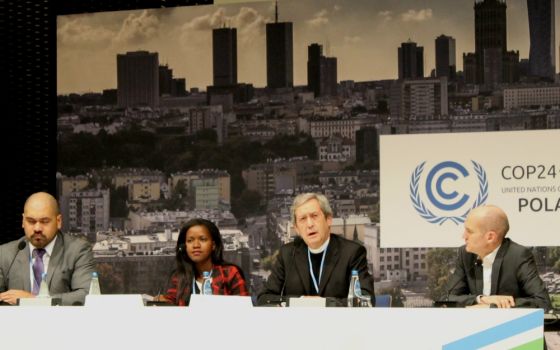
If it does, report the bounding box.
[56,0,560,308]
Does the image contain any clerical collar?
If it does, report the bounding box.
[308,238,330,254]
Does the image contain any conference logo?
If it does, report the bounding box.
[410,160,488,225]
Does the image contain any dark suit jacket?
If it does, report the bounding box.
[0,233,95,306]
[257,234,375,306]
[448,238,551,310]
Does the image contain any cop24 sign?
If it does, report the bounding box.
[409,161,488,225]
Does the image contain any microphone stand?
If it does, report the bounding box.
[434,258,481,308]
[278,236,301,307]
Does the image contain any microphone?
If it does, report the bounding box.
[173,245,189,305]
[278,236,301,306]
[150,269,176,305]
[3,240,27,291]
[435,257,481,307]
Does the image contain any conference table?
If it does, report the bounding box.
[0,298,546,350]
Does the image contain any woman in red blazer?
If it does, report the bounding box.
[163,219,248,306]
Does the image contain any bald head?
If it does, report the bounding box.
[468,205,509,240]
[23,192,60,216]
[22,192,62,248]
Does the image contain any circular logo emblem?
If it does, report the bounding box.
[409,160,488,225]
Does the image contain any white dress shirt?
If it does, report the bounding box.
[476,244,501,303]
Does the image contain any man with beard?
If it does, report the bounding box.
[0,192,95,305]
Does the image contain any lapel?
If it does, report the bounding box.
[474,264,483,295]
[319,235,340,295]
[15,244,32,291]
[294,242,311,294]
[471,253,483,295]
[490,238,509,295]
[46,233,64,287]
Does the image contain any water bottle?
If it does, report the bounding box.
[202,271,212,295]
[88,272,101,295]
[347,270,362,307]
[37,272,50,297]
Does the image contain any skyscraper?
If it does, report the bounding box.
[398,40,424,80]
[307,43,323,97]
[483,47,503,86]
[266,1,293,89]
[435,35,456,80]
[474,0,507,84]
[307,43,337,97]
[213,27,237,87]
[117,51,159,108]
[321,57,338,97]
[463,53,477,84]
[527,0,556,81]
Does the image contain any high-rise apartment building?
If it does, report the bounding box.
[390,78,448,121]
[60,189,110,236]
[307,43,337,97]
[159,64,173,96]
[117,51,159,108]
[398,40,424,80]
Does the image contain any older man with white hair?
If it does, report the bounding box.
[257,192,374,306]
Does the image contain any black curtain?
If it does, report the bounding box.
[0,0,212,244]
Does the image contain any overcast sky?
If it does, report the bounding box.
[57,0,560,94]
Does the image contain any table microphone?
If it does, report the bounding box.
[278,236,302,307]
[3,240,27,291]
[436,258,481,307]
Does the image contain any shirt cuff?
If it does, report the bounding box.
[476,295,484,304]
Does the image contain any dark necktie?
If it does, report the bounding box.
[32,248,46,295]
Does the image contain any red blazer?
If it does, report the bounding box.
[165,264,248,306]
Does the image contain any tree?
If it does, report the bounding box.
[264,133,317,160]
[165,179,188,210]
[58,132,105,174]
[376,100,388,113]
[547,247,560,268]
[426,248,456,301]
[232,189,263,219]
[193,128,218,144]
[261,250,279,271]
[554,260,560,274]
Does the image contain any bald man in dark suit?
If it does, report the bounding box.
[447,205,551,310]
[0,192,95,305]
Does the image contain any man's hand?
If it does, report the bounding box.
[0,289,34,305]
[480,295,515,308]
